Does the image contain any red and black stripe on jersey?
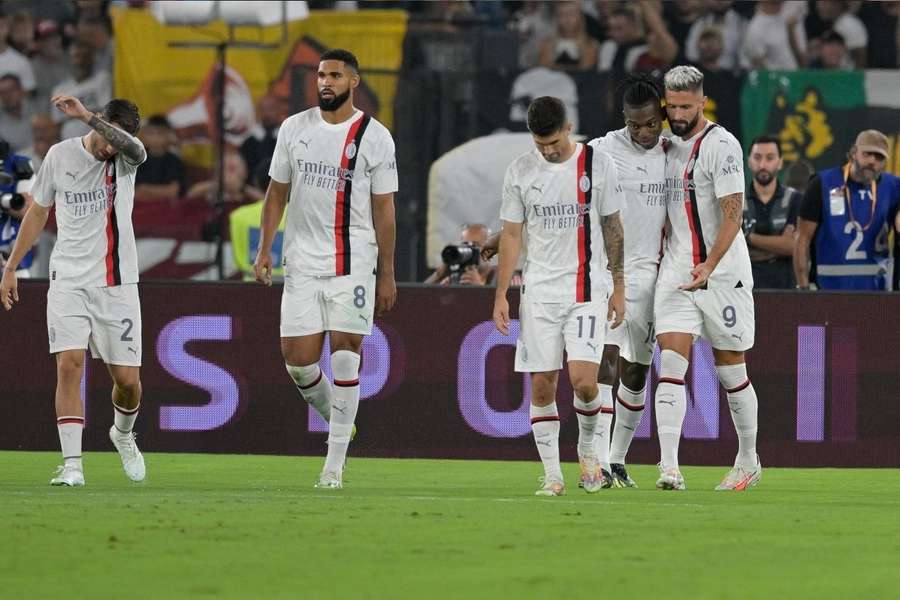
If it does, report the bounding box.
[682,123,718,267]
[575,144,593,302]
[104,159,121,286]
[334,114,372,276]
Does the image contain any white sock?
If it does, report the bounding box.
[716,363,759,469]
[589,384,614,470]
[323,351,361,474]
[656,350,689,470]
[609,383,645,464]
[57,416,84,470]
[286,363,332,422]
[530,402,562,482]
[113,403,139,435]
[573,387,601,458]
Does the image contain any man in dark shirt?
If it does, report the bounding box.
[239,94,287,185]
[742,135,801,289]
[135,114,185,200]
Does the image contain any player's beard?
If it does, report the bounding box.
[670,111,700,137]
[318,88,351,112]
[753,169,775,186]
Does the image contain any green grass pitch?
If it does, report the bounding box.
[2,451,898,599]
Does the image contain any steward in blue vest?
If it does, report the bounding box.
[795,130,900,291]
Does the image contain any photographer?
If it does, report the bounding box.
[424,223,496,286]
[0,139,34,276]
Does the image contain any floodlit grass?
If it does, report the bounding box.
[2,452,898,599]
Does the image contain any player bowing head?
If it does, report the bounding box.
[526,96,574,164]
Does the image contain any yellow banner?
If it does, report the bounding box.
[112,8,406,164]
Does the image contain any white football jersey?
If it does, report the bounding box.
[269,108,397,276]
[30,137,144,289]
[661,122,753,289]
[589,128,667,284]
[500,142,622,303]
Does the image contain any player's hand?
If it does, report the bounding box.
[480,237,499,261]
[493,295,510,336]
[253,250,273,286]
[680,261,714,291]
[51,94,92,122]
[607,286,625,329]
[375,272,397,316]
[459,266,486,286]
[1,269,19,311]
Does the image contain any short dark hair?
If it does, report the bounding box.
[145,114,172,130]
[527,96,567,137]
[821,29,846,46]
[750,134,781,157]
[0,74,23,88]
[619,73,662,109]
[101,99,141,136]
[320,48,359,72]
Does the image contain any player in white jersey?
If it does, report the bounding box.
[1,96,148,486]
[654,66,760,491]
[493,96,625,496]
[587,75,668,488]
[254,49,397,490]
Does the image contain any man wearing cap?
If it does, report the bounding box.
[794,130,900,290]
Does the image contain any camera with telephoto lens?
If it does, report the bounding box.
[0,140,34,214]
[441,241,480,284]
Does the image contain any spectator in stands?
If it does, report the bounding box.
[76,15,113,74]
[187,150,264,205]
[598,2,677,79]
[0,74,34,152]
[31,20,71,112]
[685,0,747,72]
[805,0,867,68]
[858,1,899,69]
[424,223,496,286]
[743,135,802,289]
[794,130,900,291]
[742,0,808,70]
[8,10,35,57]
[537,1,598,70]
[239,94,287,186]
[785,159,815,193]
[0,8,36,93]
[135,115,186,201]
[50,39,111,140]
[693,26,726,73]
[663,0,704,51]
[582,0,616,44]
[514,1,555,68]
[809,29,850,69]
[19,113,59,172]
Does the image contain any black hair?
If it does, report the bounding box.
[750,134,782,157]
[145,114,172,130]
[0,74,22,88]
[619,73,662,109]
[820,29,846,46]
[527,96,567,137]
[320,48,359,72]
[101,99,141,136]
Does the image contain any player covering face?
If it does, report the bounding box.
[493,96,626,496]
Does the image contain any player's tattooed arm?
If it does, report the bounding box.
[87,113,147,164]
[720,192,743,226]
[706,192,744,267]
[601,211,625,286]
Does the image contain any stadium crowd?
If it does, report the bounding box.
[1,1,898,287]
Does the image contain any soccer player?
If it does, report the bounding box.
[655,65,760,491]
[254,49,397,489]
[0,95,148,487]
[493,96,625,497]
[794,129,900,291]
[588,75,668,488]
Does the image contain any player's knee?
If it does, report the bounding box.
[621,362,649,391]
[659,349,689,379]
[115,375,142,399]
[56,353,84,380]
[330,350,361,379]
[571,380,598,402]
[530,376,556,406]
[715,362,748,391]
[286,363,320,388]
